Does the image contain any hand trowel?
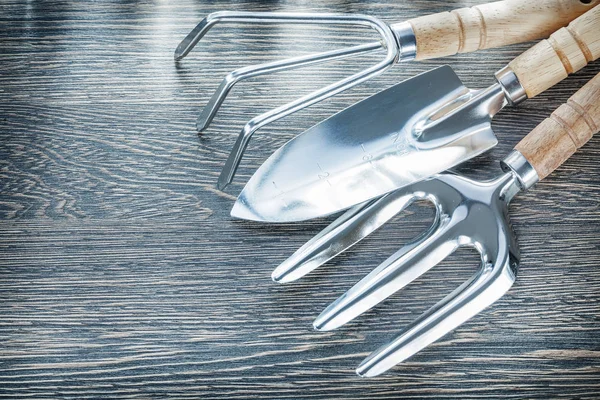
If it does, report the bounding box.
[231,5,600,222]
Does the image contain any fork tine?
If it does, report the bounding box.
[314,216,461,331]
[356,246,516,377]
[272,200,374,283]
[272,188,431,283]
[197,42,383,132]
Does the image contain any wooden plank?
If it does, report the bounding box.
[0,0,599,398]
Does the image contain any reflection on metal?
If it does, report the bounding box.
[175,11,417,188]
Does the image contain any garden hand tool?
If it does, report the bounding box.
[314,71,600,377]
[272,5,600,283]
[174,0,598,190]
[232,4,600,222]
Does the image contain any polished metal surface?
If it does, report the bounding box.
[391,21,417,61]
[195,42,383,132]
[272,192,434,283]
[501,150,539,190]
[175,11,407,189]
[193,21,419,133]
[232,66,508,222]
[270,153,533,284]
[494,66,527,105]
[306,170,523,376]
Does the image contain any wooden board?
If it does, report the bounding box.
[0,0,599,398]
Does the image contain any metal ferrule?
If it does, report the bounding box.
[494,66,527,106]
[501,150,539,191]
[390,21,417,61]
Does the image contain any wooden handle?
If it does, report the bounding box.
[508,5,600,98]
[404,0,599,61]
[515,72,600,180]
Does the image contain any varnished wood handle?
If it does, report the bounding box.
[405,0,599,61]
[515,72,600,180]
[508,5,600,98]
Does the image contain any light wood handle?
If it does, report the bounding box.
[507,5,600,98]
[404,0,599,61]
[515,72,600,180]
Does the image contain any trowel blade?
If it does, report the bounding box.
[232,66,499,222]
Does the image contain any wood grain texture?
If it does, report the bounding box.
[409,0,600,60]
[0,0,599,398]
[508,4,600,98]
[517,72,600,179]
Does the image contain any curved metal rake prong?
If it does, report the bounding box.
[173,11,404,190]
[197,42,383,132]
[175,11,397,62]
[217,32,399,188]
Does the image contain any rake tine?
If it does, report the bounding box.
[175,11,392,61]
[197,42,383,132]
[187,15,399,189]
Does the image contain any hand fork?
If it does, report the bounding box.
[270,8,600,375]
[272,5,600,283]
[174,0,598,190]
[283,72,600,377]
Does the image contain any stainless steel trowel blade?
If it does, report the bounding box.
[232,65,500,222]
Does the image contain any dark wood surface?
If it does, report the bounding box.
[1,1,600,398]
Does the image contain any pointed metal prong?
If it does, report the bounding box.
[356,251,516,377]
[218,124,253,190]
[198,78,230,132]
[272,200,373,283]
[175,12,225,61]
[176,11,397,62]
[314,217,460,331]
[211,16,398,186]
[217,179,231,192]
[197,43,383,132]
[174,18,209,61]
[272,188,427,283]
